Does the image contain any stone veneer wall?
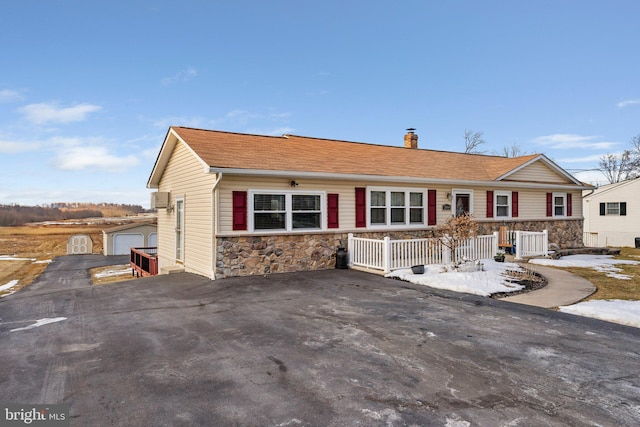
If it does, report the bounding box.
[215,219,583,279]
[215,230,433,279]
[477,218,584,249]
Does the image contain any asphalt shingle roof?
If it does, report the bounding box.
[171,126,540,181]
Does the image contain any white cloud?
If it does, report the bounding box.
[151,109,292,134]
[161,67,198,86]
[152,116,206,129]
[143,145,161,160]
[244,126,295,136]
[0,137,40,153]
[216,109,293,129]
[225,109,261,125]
[616,99,640,108]
[572,170,610,186]
[0,89,23,103]
[54,146,138,172]
[532,134,618,150]
[18,102,101,124]
[556,154,605,163]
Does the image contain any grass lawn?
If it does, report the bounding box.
[562,247,640,301]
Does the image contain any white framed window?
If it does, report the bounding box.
[367,187,426,227]
[606,202,620,215]
[452,189,473,217]
[249,190,325,232]
[600,202,627,216]
[553,192,566,217]
[175,196,185,262]
[495,191,511,218]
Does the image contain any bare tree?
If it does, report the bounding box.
[501,143,530,158]
[464,129,486,154]
[598,133,640,183]
[431,213,477,265]
[630,133,640,174]
[599,151,633,184]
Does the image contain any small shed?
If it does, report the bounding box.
[67,234,93,254]
[102,221,157,256]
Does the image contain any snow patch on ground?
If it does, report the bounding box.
[386,255,640,328]
[0,255,36,261]
[94,264,131,278]
[559,300,640,328]
[0,280,19,293]
[10,317,67,332]
[386,260,524,297]
[530,254,639,279]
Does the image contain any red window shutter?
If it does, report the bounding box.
[512,191,519,218]
[355,188,366,227]
[567,193,572,217]
[232,191,247,230]
[327,193,339,228]
[546,193,553,217]
[428,189,437,225]
[486,191,494,218]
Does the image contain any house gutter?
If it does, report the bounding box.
[208,167,593,191]
[210,172,223,280]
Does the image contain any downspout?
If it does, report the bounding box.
[211,172,223,280]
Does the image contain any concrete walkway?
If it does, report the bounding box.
[498,263,596,309]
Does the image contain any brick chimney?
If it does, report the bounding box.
[404,128,418,149]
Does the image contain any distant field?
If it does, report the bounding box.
[0,218,147,295]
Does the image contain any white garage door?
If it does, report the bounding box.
[148,232,158,247]
[113,233,144,255]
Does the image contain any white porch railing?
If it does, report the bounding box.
[514,230,548,259]
[348,230,548,274]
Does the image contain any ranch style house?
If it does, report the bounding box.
[147,126,591,279]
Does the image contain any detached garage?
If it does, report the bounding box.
[102,221,157,256]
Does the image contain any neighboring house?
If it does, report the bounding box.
[583,178,640,247]
[102,221,157,255]
[147,126,591,279]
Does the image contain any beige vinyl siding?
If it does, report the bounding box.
[487,189,582,220]
[505,161,572,184]
[157,140,215,278]
[217,179,486,235]
[217,176,585,235]
[219,175,362,233]
[516,190,547,219]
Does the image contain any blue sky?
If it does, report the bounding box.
[1,1,639,208]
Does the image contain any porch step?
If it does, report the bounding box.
[161,265,185,274]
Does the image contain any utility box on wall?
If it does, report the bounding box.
[151,192,170,209]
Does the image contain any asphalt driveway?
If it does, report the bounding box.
[1,255,639,426]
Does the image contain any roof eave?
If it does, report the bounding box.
[147,127,210,189]
[208,167,592,190]
[147,127,177,189]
